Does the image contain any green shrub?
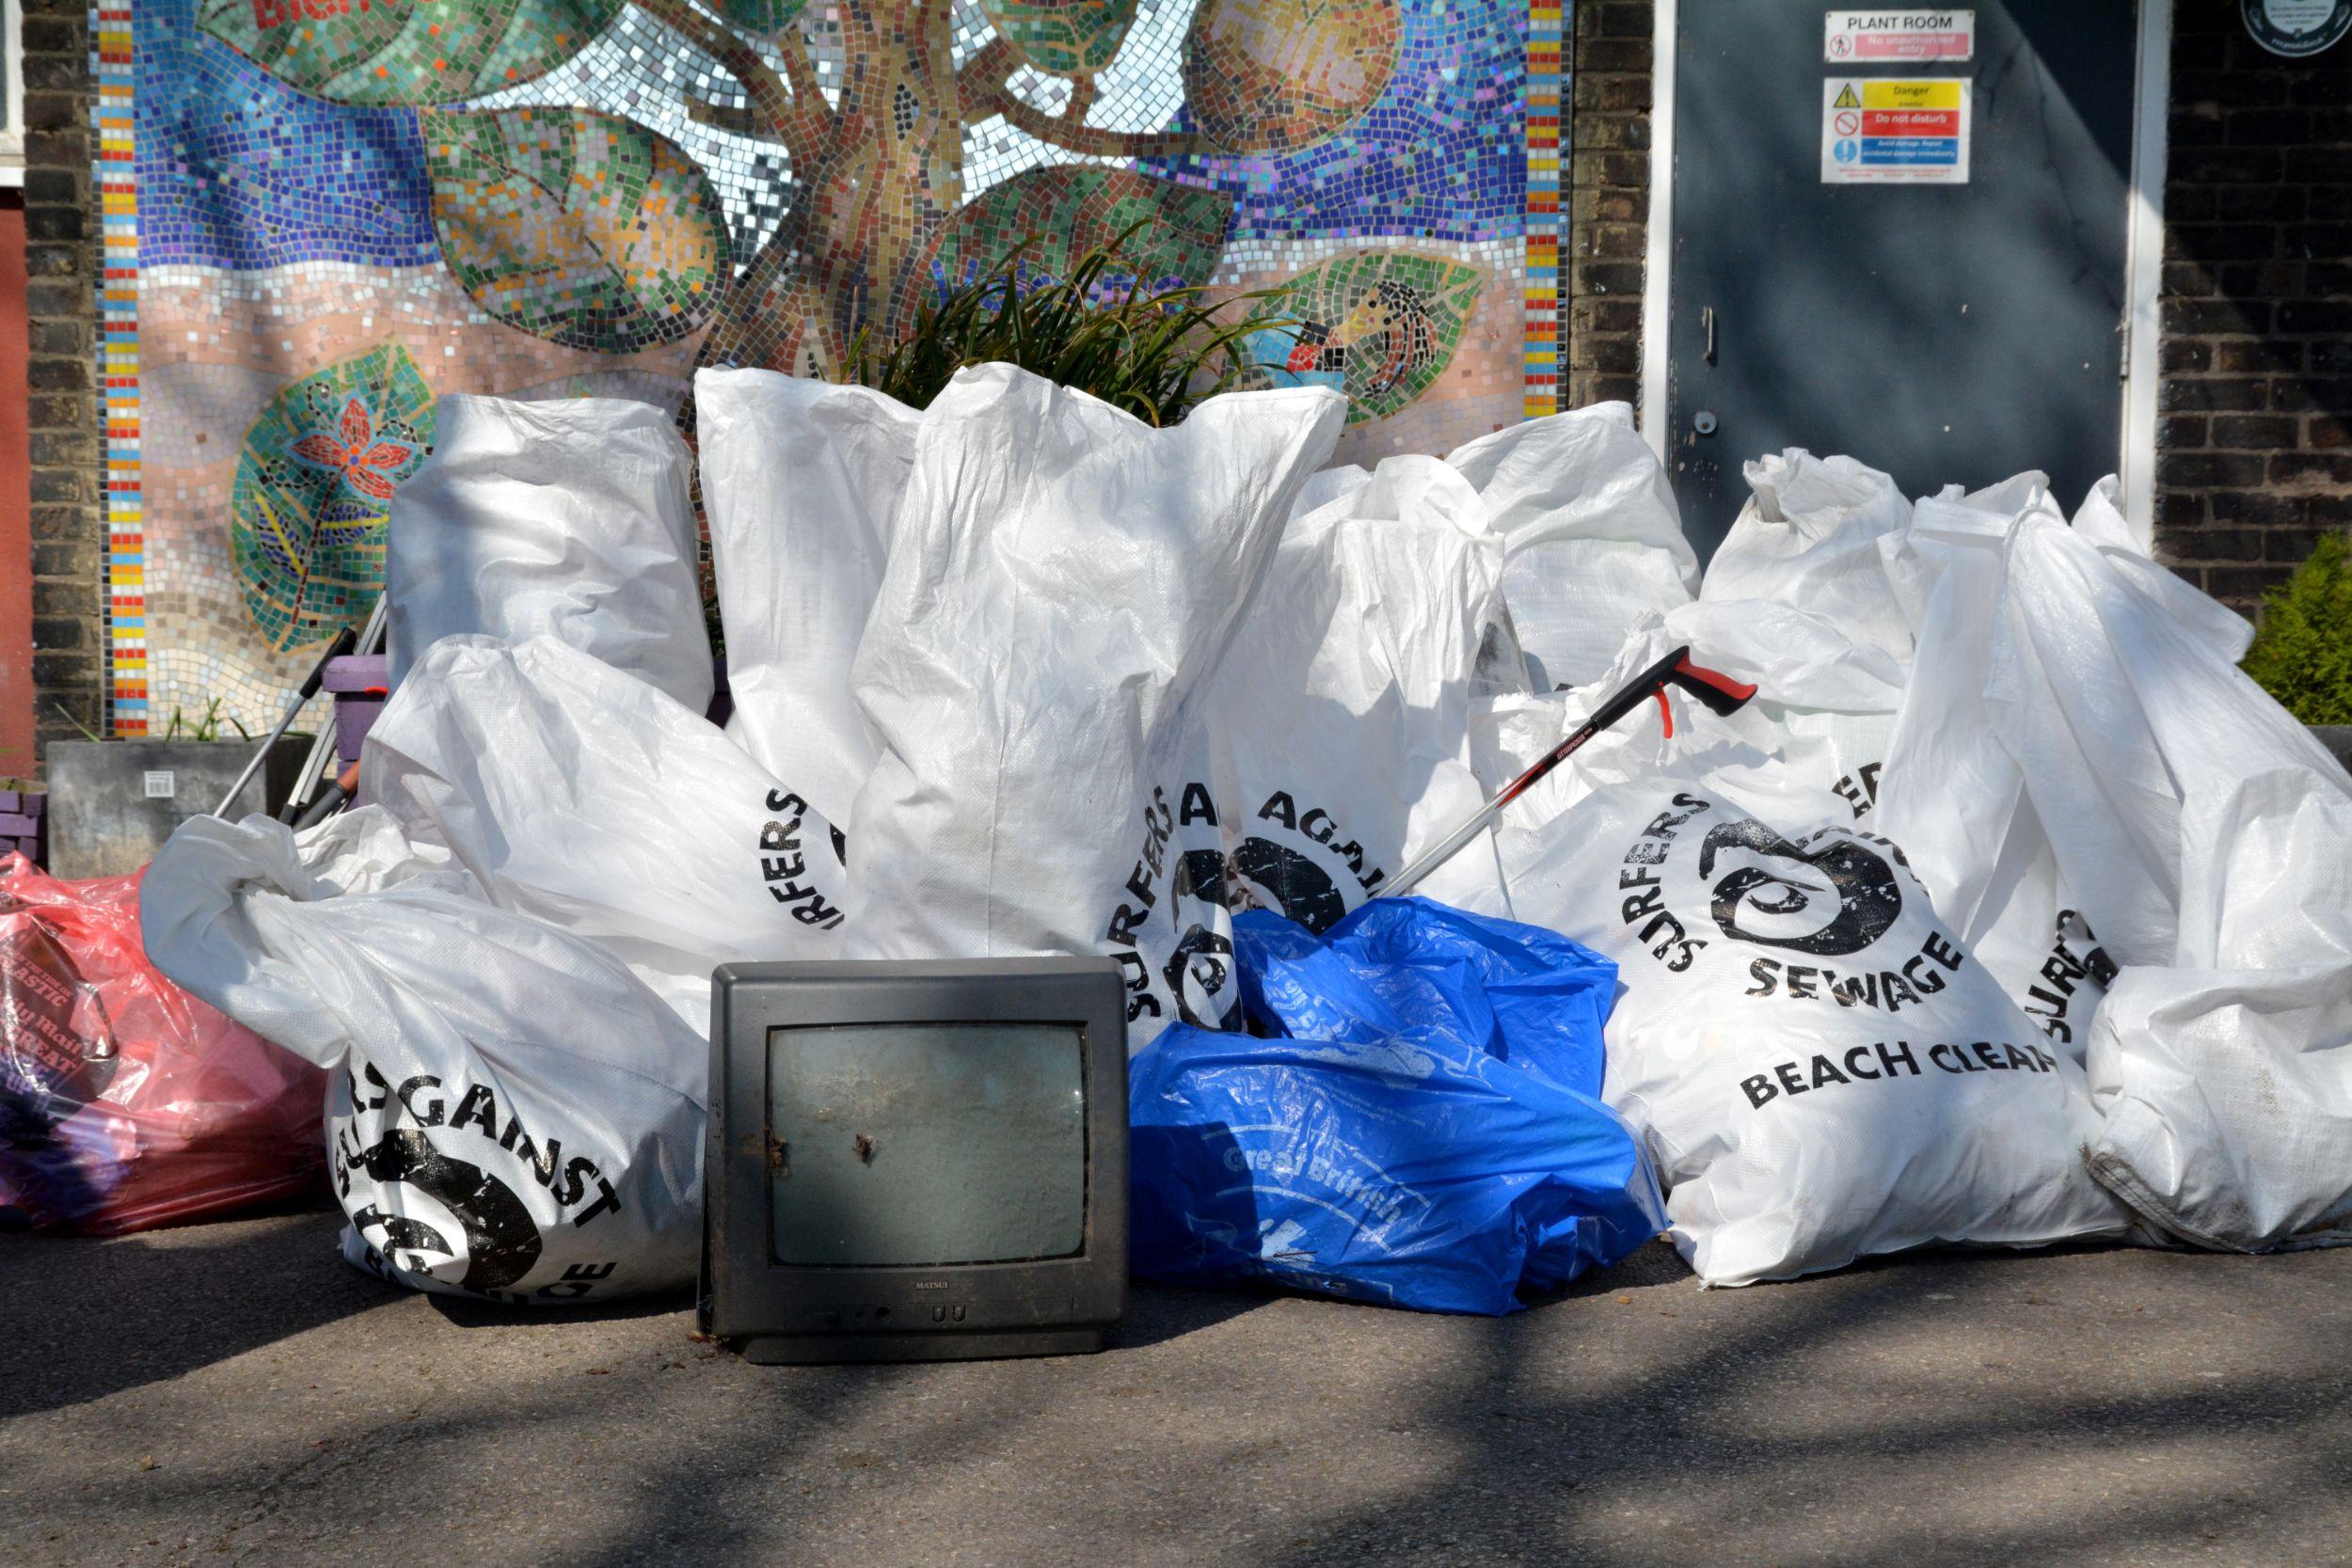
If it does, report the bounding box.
[2241,532,2352,725]
[835,228,1293,426]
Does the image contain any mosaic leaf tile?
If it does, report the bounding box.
[1184,0,1402,155]
[230,341,437,654]
[425,105,731,352]
[1241,249,1483,422]
[925,165,1232,298]
[199,0,625,106]
[981,0,1142,77]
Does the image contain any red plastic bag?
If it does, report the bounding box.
[0,852,326,1233]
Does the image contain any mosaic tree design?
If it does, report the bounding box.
[198,0,1479,397]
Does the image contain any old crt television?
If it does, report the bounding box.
[704,958,1127,1363]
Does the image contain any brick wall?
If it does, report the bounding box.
[1565,0,1650,411]
[20,0,102,760]
[2156,0,2352,611]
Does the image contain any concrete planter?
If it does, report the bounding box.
[43,739,309,879]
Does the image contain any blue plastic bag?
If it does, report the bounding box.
[1129,897,1667,1314]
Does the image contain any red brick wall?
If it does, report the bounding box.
[0,191,33,780]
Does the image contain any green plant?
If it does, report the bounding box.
[834,230,1295,427]
[156,699,253,744]
[51,703,104,744]
[50,699,258,745]
[2242,532,2352,725]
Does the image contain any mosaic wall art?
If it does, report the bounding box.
[97,0,1566,732]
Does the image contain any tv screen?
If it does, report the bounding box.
[766,1022,1088,1268]
[707,957,1127,1363]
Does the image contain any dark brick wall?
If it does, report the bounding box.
[2157,0,2352,611]
[21,0,102,759]
[1565,0,1650,410]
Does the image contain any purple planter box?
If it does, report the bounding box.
[323,655,390,776]
[0,790,47,868]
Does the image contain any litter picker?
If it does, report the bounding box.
[1382,645,1758,899]
[212,625,358,817]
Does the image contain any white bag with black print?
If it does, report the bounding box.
[1872,485,2120,1060]
[386,394,712,713]
[1115,454,1513,1034]
[844,366,1347,990]
[1984,503,2352,1251]
[1466,763,2129,1286]
[361,634,850,1028]
[1445,403,1697,689]
[140,809,704,1305]
[696,369,916,831]
[1869,473,2235,1062]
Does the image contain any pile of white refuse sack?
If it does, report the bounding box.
[140,366,2352,1303]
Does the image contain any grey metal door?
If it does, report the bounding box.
[1664,1,2138,555]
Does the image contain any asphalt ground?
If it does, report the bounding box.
[4,1203,2348,1568]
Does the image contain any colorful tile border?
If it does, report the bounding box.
[1523,0,1563,420]
[94,1,143,737]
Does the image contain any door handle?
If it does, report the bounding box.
[1702,306,1717,366]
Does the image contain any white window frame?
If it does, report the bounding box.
[1640,0,2172,547]
[1,0,25,189]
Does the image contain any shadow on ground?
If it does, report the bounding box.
[8,1224,2349,1568]
[0,1204,397,1421]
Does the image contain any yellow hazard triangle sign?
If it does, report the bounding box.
[1832,84,1861,108]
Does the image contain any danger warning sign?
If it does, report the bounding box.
[1821,78,1970,184]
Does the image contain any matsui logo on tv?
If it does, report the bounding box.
[251,0,405,30]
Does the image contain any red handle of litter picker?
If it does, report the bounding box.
[1653,657,1755,737]
[1668,655,1756,717]
[1579,646,1755,737]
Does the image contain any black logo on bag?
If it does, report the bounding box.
[2019,909,2120,1045]
[1617,791,1967,1017]
[349,1129,542,1292]
[1106,784,1389,1026]
[1697,817,1903,957]
[336,1058,627,1300]
[754,788,846,929]
[1155,841,1354,1029]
